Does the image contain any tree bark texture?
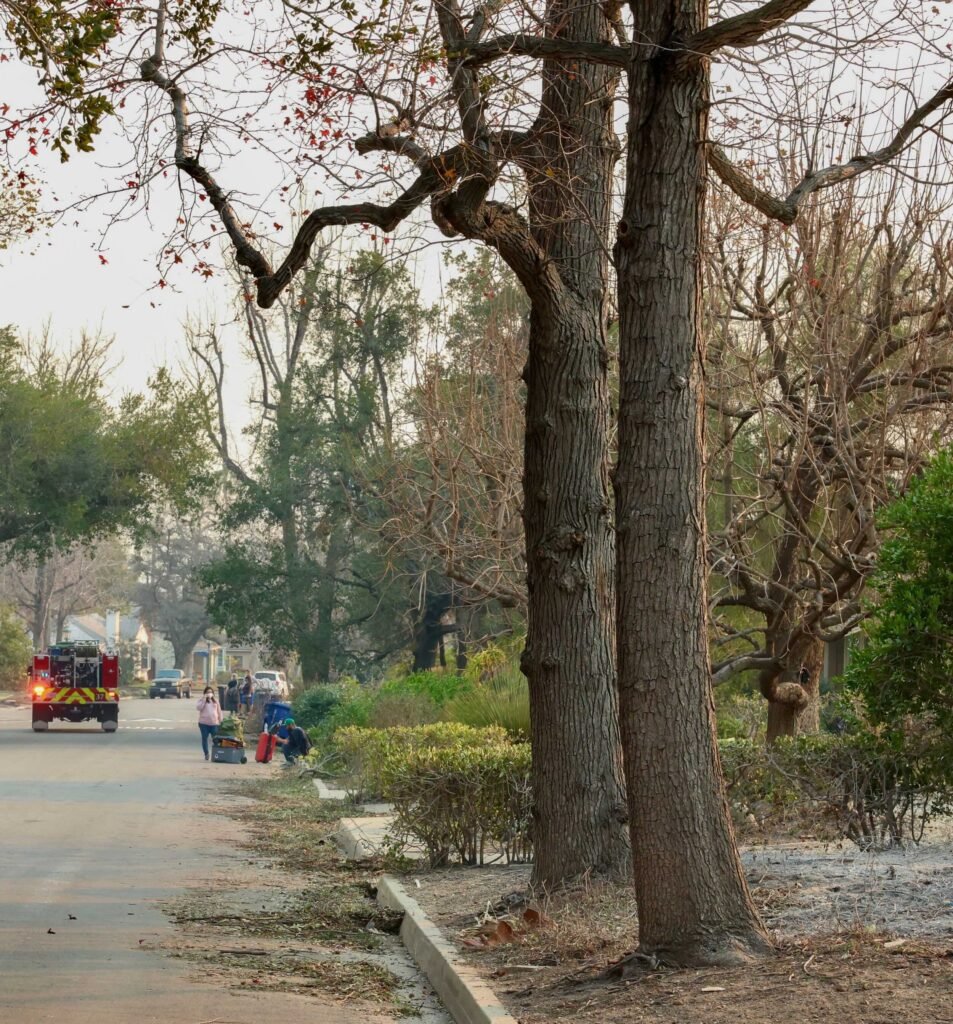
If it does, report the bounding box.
[613,0,769,963]
[760,627,823,741]
[412,585,454,672]
[760,468,824,740]
[31,559,52,649]
[519,0,629,885]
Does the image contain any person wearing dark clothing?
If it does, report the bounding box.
[240,672,254,717]
[225,674,240,713]
[276,717,311,765]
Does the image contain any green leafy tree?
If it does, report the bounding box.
[1,0,120,158]
[0,338,210,557]
[195,253,422,682]
[0,602,31,689]
[134,518,218,673]
[844,451,953,731]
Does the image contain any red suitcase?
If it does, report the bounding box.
[255,731,278,763]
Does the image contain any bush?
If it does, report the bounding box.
[719,731,953,849]
[293,678,365,732]
[715,693,765,741]
[382,740,533,867]
[377,669,470,707]
[0,604,31,691]
[444,667,530,739]
[333,722,508,800]
[368,692,441,729]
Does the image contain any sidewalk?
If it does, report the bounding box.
[313,777,425,862]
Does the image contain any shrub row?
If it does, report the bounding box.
[332,723,532,867]
[720,732,953,849]
[333,722,508,800]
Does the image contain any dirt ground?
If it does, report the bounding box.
[162,774,450,1023]
[408,830,953,1024]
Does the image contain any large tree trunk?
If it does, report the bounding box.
[519,0,630,887]
[760,627,824,742]
[412,585,453,671]
[613,0,769,964]
[311,525,347,682]
[171,640,195,674]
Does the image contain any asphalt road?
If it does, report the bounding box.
[0,696,393,1024]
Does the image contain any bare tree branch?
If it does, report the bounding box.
[710,78,953,224]
[685,0,815,57]
[462,32,629,69]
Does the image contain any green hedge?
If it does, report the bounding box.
[381,741,533,867]
[333,723,508,800]
[719,732,953,849]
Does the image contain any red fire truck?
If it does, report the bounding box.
[30,642,120,733]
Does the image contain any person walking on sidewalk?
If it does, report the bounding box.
[196,686,223,761]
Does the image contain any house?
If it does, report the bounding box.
[59,610,153,677]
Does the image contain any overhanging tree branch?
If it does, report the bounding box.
[710,78,953,224]
[462,33,629,68]
[685,0,815,56]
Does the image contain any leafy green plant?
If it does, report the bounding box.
[0,604,31,691]
[377,670,470,707]
[333,723,508,800]
[843,449,953,734]
[293,682,356,730]
[381,741,533,867]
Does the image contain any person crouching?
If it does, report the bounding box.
[275,717,311,765]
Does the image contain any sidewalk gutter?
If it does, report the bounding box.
[377,874,519,1024]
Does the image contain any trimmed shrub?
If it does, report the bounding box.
[381,741,533,867]
[333,722,507,800]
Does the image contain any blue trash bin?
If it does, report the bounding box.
[263,700,292,735]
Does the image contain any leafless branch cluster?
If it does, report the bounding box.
[706,173,953,727]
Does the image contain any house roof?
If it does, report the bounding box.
[63,612,149,645]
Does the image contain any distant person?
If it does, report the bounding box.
[196,686,222,761]
[275,717,311,766]
[240,672,254,717]
[225,673,240,713]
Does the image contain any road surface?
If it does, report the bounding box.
[0,696,399,1024]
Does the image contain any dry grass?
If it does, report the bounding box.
[163,772,419,1010]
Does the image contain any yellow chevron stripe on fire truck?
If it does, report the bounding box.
[41,687,117,703]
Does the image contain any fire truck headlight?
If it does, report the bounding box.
[33,685,45,697]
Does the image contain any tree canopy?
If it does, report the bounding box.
[0,338,210,557]
[844,450,953,734]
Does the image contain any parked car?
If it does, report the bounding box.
[253,670,289,698]
[149,669,192,699]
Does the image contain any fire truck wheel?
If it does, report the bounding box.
[102,719,118,733]
[32,719,49,732]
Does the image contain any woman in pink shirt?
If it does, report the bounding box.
[196,686,223,760]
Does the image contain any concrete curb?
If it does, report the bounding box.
[336,818,379,861]
[377,874,519,1024]
[313,777,349,801]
